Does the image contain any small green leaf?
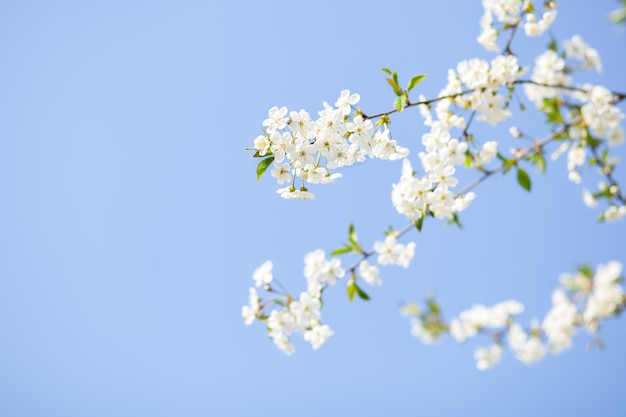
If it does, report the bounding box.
[547,36,558,53]
[415,216,424,232]
[516,168,532,191]
[502,159,515,174]
[256,156,275,181]
[577,264,594,278]
[541,97,563,125]
[602,149,609,164]
[347,281,357,302]
[386,78,404,96]
[407,74,426,92]
[348,223,358,246]
[331,246,353,256]
[464,154,472,168]
[426,296,440,315]
[381,67,392,75]
[354,282,370,301]
[533,153,546,173]
[394,95,407,113]
[449,212,463,229]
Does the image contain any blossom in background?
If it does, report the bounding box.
[403,261,625,369]
[253,260,273,288]
[242,288,260,326]
[474,345,504,370]
[373,235,416,268]
[359,260,382,286]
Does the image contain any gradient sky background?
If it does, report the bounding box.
[1,1,625,416]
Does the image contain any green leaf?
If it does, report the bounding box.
[547,36,558,53]
[391,71,399,86]
[541,98,563,125]
[464,154,472,168]
[516,168,532,192]
[256,156,275,181]
[577,264,594,278]
[502,158,515,174]
[331,246,353,256]
[348,223,358,246]
[386,78,404,96]
[602,149,609,165]
[354,282,370,301]
[426,296,440,315]
[347,281,357,302]
[415,216,424,232]
[394,95,407,113]
[528,152,546,173]
[381,67,392,75]
[406,74,426,92]
[449,212,463,229]
[532,153,547,173]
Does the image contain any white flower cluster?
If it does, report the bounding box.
[525,36,625,217]
[391,55,521,222]
[564,35,602,73]
[522,6,557,37]
[373,235,416,268]
[252,90,409,200]
[391,157,476,222]
[506,321,547,365]
[524,35,603,107]
[243,234,420,354]
[478,0,557,51]
[449,300,524,343]
[242,251,345,355]
[524,49,569,106]
[358,260,382,286]
[561,261,625,330]
[444,55,523,126]
[566,145,586,184]
[404,261,625,370]
[584,184,626,222]
[603,203,626,222]
[541,289,577,353]
[580,85,625,147]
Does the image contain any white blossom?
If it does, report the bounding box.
[253,260,273,287]
[475,345,504,370]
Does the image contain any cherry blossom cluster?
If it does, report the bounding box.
[478,0,557,51]
[242,232,416,354]
[372,234,416,269]
[390,53,524,222]
[243,0,626,363]
[242,254,343,355]
[251,90,408,200]
[522,35,625,220]
[436,54,523,126]
[391,157,476,222]
[524,35,603,107]
[401,261,625,370]
[477,1,625,222]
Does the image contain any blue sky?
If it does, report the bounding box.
[1,1,625,416]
